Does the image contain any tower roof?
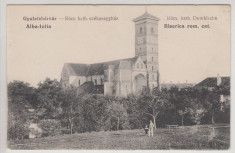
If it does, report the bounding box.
[133,12,159,22]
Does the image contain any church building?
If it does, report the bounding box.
[61,12,160,97]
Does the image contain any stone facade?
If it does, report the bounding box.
[61,12,160,97]
[133,12,160,89]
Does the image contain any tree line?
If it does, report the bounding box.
[8,78,230,140]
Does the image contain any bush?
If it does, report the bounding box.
[8,120,30,140]
[39,119,61,137]
[156,109,180,127]
[201,112,211,124]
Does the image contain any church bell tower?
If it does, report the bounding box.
[133,11,160,89]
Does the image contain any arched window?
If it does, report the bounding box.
[152,75,154,80]
[151,27,154,33]
[140,47,141,51]
[152,66,154,71]
[152,57,154,62]
[140,27,142,34]
[79,80,80,85]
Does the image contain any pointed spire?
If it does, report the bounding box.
[133,7,159,22]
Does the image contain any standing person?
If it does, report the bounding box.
[148,120,154,137]
[144,124,149,135]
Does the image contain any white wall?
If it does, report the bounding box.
[69,76,87,87]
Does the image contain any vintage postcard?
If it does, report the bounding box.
[6,5,230,150]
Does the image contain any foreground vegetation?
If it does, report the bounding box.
[8,124,230,150]
[8,78,230,142]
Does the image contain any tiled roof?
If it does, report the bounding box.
[194,77,230,88]
[133,12,159,22]
[87,63,107,76]
[65,63,89,76]
[64,57,139,76]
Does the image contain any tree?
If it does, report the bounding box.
[36,78,63,120]
[8,81,36,140]
[178,110,186,126]
[39,119,61,137]
[106,101,129,131]
[73,94,111,132]
[60,87,82,134]
[180,91,199,126]
[205,90,221,124]
[188,95,206,125]
[194,107,206,124]
[138,88,171,129]
[195,88,221,124]
[168,87,187,126]
[167,87,206,126]
[121,94,144,129]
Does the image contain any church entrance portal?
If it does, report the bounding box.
[134,74,147,93]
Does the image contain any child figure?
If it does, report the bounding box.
[144,125,149,135]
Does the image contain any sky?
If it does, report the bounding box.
[7,5,230,87]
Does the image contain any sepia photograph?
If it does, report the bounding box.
[6,4,230,150]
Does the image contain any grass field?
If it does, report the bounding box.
[8,124,230,150]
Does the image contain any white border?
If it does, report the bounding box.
[0,0,234,153]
